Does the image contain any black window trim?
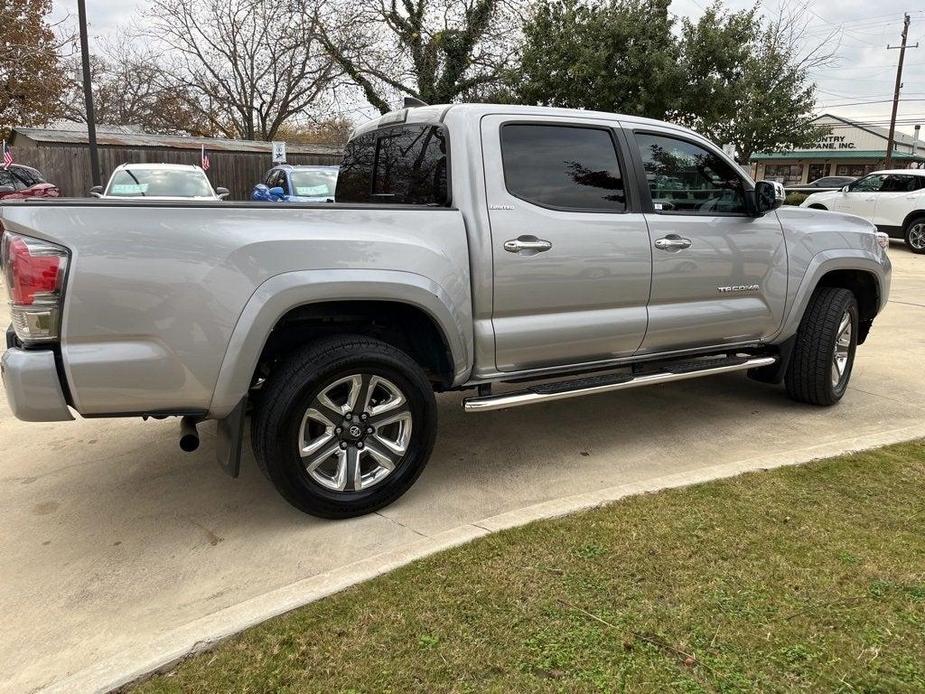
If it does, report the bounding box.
[343,121,453,208]
[497,120,636,214]
[629,128,755,218]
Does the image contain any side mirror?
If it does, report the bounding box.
[840,185,850,192]
[753,180,785,215]
[89,185,104,198]
[0,184,15,194]
[216,186,230,199]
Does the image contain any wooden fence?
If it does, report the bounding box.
[10,130,343,200]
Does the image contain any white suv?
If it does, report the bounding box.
[801,169,925,254]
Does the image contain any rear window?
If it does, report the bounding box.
[335,124,449,205]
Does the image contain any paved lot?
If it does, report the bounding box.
[2,245,924,693]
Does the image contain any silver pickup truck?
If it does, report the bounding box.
[1,104,892,518]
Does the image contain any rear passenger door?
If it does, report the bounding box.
[870,174,925,227]
[629,129,787,353]
[482,116,652,372]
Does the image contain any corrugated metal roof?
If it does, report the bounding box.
[11,126,343,155]
[45,121,148,134]
[751,149,925,161]
[813,113,919,147]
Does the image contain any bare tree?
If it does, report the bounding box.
[321,0,522,114]
[57,39,212,135]
[141,0,342,141]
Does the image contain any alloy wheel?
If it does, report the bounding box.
[909,222,925,251]
[831,310,852,388]
[298,374,413,492]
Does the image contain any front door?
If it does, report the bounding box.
[808,163,827,183]
[629,130,788,353]
[482,115,652,372]
[829,173,885,220]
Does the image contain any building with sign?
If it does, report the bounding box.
[751,114,924,185]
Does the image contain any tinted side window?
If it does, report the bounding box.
[881,174,918,192]
[635,133,746,214]
[850,175,886,192]
[336,125,449,205]
[0,170,16,188]
[500,124,625,211]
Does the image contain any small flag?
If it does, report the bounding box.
[201,144,210,172]
[2,140,12,169]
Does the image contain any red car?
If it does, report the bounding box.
[0,165,60,199]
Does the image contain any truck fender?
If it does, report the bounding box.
[208,268,473,419]
[776,249,888,343]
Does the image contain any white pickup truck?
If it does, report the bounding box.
[1,103,892,517]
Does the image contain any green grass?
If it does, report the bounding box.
[136,441,925,693]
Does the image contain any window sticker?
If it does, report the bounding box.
[110,183,148,194]
[295,185,330,196]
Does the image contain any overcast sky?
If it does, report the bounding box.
[51,0,925,138]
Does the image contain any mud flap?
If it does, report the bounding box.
[215,397,246,478]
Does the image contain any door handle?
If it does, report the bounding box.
[504,235,552,253]
[654,235,692,251]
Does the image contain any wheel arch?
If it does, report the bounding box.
[815,269,879,343]
[208,269,472,418]
[779,252,887,347]
[901,209,925,230]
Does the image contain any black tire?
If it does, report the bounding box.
[252,335,437,518]
[808,204,828,210]
[785,287,858,406]
[903,215,925,254]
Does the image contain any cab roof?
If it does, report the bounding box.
[352,103,703,139]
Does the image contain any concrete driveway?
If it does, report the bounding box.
[2,245,924,693]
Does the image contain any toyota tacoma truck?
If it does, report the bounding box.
[1,104,892,518]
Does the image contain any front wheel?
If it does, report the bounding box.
[904,216,925,254]
[785,287,858,406]
[252,336,437,518]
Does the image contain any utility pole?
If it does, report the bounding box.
[77,0,101,188]
[885,14,918,169]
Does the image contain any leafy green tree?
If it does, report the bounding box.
[514,0,681,119]
[676,1,832,162]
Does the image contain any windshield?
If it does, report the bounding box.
[106,169,214,197]
[289,169,337,198]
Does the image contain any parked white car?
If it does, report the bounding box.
[90,163,229,201]
[800,169,925,254]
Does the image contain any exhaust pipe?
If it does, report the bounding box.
[179,416,200,452]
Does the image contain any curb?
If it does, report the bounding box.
[44,423,925,693]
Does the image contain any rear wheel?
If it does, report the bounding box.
[904,216,925,254]
[252,335,437,518]
[785,287,858,406]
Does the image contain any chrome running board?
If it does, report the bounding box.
[463,356,777,413]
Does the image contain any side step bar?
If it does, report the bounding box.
[463,355,776,413]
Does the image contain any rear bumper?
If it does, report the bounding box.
[1,347,74,421]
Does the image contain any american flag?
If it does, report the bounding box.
[201,144,210,172]
[1,140,12,169]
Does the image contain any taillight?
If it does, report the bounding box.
[1,230,69,344]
